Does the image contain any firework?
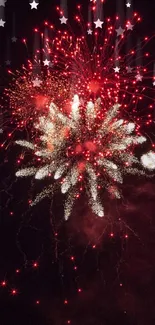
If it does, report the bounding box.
[15,94,154,220]
[3,9,155,132]
[4,70,71,132]
[3,3,155,219]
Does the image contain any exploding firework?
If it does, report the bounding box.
[4,69,71,132]
[3,3,155,219]
[3,8,155,132]
[15,95,155,220]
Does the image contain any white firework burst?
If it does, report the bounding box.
[15,95,154,220]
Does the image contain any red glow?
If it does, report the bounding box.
[89,80,101,93]
[11,289,17,295]
[1,281,6,287]
[75,144,83,154]
[77,161,86,172]
[16,269,20,274]
[35,95,48,109]
[84,141,97,152]
[33,262,38,268]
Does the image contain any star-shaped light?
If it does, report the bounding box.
[0,128,3,134]
[126,2,131,7]
[29,0,39,9]
[43,59,50,66]
[12,36,17,42]
[116,26,125,37]
[113,66,120,73]
[59,16,68,24]
[136,73,143,82]
[94,18,104,29]
[32,77,42,87]
[152,80,155,86]
[126,22,134,30]
[0,19,5,27]
[0,0,7,6]
[87,29,93,35]
[126,66,133,73]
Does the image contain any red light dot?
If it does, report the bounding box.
[16,269,20,274]
[78,288,82,293]
[10,211,14,216]
[36,300,40,305]
[125,234,128,239]
[12,289,17,295]
[33,262,38,268]
[110,233,114,237]
[1,281,6,287]
[64,299,68,304]
[70,256,74,261]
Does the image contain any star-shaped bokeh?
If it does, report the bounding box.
[94,18,104,28]
[29,0,39,10]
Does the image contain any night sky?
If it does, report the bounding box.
[1,0,155,325]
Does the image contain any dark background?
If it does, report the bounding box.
[1,0,155,324]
